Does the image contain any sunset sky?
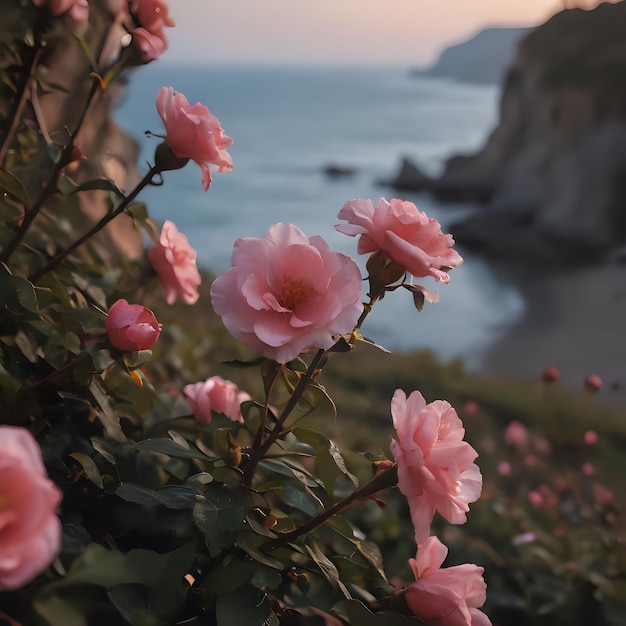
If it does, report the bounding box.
[163,0,575,66]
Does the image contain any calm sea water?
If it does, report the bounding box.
[113,64,523,366]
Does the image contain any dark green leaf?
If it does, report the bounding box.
[70,452,104,489]
[133,438,213,460]
[0,167,30,205]
[71,178,124,197]
[215,585,270,626]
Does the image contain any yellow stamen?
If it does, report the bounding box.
[278,277,311,310]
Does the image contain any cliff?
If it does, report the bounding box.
[412,26,533,85]
[391,2,626,263]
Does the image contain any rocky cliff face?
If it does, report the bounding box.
[393,3,626,263]
[412,26,533,85]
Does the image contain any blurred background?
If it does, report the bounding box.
[113,0,626,404]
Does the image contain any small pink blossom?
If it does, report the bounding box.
[210,223,363,364]
[183,376,251,424]
[584,374,602,393]
[584,430,598,445]
[156,87,233,191]
[390,389,482,544]
[582,462,595,476]
[336,197,463,283]
[463,401,479,418]
[105,299,161,352]
[148,220,201,305]
[541,366,560,383]
[504,421,529,447]
[404,536,491,626]
[497,461,511,476]
[528,491,543,506]
[512,532,536,545]
[0,426,62,589]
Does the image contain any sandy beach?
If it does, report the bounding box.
[481,260,626,407]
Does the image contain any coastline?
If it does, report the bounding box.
[480,261,626,407]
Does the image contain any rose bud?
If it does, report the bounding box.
[541,366,560,383]
[105,299,161,352]
[584,374,602,393]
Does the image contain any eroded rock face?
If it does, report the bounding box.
[1,0,145,261]
[393,3,626,263]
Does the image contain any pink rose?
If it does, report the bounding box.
[148,220,201,305]
[584,374,602,393]
[156,87,233,191]
[210,223,363,364]
[390,389,482,544]
[541,365,560,383]
[504,421,529,447]
[183,376,252,424]
[128,0,174,61]
[336,197,463,283]
[0,426,62,589]
[105,299,161,352]
[404,536,491,626]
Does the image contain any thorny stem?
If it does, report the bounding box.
[261,463,398,551]
[0,37,44,165]
[242,348,327,486]
[0,75,104,264]
[28,165,159,281]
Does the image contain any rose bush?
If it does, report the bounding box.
[148,219,201,304]
[156,86,233,190]
[0,427,62,590]
[390,389,482,543]
[105,299,162,352]
[210,222,363,363]
[183,376,251,424]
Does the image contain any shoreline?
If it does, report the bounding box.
[479,261,626,407]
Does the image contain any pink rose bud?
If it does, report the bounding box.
[497,461,511,476]
[156,87,233,191]
[504,421,529,447]
[541,366,560,383]
[390,389,482,544]
[528,490,543,506]
[0,426,62,589]
[463,400,479,417]
[183,376,251,424]
[582,462,595,476]
[105,299,161,352]
[584,374,602,393]
[584,430,598,445]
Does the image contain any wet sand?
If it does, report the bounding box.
[481,261,626,407]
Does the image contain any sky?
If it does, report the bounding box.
[163,0,571,66]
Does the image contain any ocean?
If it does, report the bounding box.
[113,64,523,367]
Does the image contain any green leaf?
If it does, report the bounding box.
[215,584,270,626]
[0,167,30,205]
[115,483,200,509]
[202,556,256,593]
[70,452,104,489]
[89,375,125,442]
[133,437,214,461]
[71,178,124,197]
[306,543,351,598]
[294,428,357,496]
